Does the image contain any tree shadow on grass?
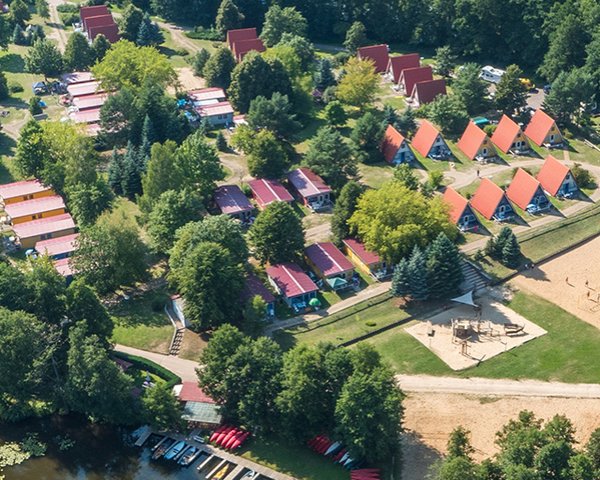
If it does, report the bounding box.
[110,288,171,327]
[0,133,17,162]
[0,53,25,73]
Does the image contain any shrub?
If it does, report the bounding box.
[483,124,496,136]
[112,351,181,389]
[174,48,189,56]
[56,3,78,12]
[571,163,595,189]
[29,96,42,115]
[332,51,350,68]
[9,81,23,93]
[59,12,80,26]
[185,27,223,41]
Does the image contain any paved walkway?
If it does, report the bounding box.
[115,344,199,381]
[396,374,600,398]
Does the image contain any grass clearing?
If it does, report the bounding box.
[358,162,394,189]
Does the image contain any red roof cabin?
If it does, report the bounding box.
[88,23,120,43]
[12,213,77,249]
[35,232,79,260]
[67,80,102,98]
[213,184,254,222]
[173,381,222,428]
[409,79,447,107]
[0,179,54,205]
[470,178,513,221]
[248,178,293,210]
[53,257,75,280]
[232,38,266,62]
[357,44,389,74]
[458,121,497,161]
[188,87,226,105]
[381,124,415,165]
[305,242,355,290]
[72,92,110,111]
[506,168,550,214]
[491,114,530,154]
[195,101,234,126]
[4,195,66,225]
[386,53,420,84]
[411,120,451,160]
[61,71,94,85]
[287,168,332,210]
[241,273,276,317]
[443,187,479,232]
[69,107,101,125]
[524,110,563,147]
[342,238,390,280]
[79,5,109,27]
[536,155,578,198]
[266,263,318,310]
[226,28,258,50]
[398,66,433,96]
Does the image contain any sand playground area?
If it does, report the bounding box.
[406,295,547,370]
[512,235,600,329]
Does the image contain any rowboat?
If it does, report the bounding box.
[152,439,174,460]
[164,440,186,460]
[212,465,230,480]
[178,446,198,465]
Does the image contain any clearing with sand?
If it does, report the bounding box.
[512,235,600,329]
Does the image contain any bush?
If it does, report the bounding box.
[56,3,78,12]
[483,124,496,136]
[29,96,42,115]
[185,27,223,41]
[241,183,252,196]
[215,131,228,151]
[174,48,189,56]
[8,81,23,93]
[332,51,350,68]
[59,12,80,26]
[112,351,182,389]
[571,163,595,189]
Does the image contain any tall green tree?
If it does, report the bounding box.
[425,95,469,136]
[452,63,488,115]
[331,181,364,244]
[260,5,307,47]
[248,201,304,264]
[25,257,67,324]
[203,47,236,89]
[304,126,356,190]
[35,0,50,19]
[139,140,181,212]
[247,129,290,179]
[118,4,144,42]
[543,68,594,125]
[408,246,429,301]
[66,178,113,227]
[247,93,301,140]
[495,64,528,115]
[65,279,114,344]
[25,39,63,80]
[9,0,30,26]
[136,14,164,46]
[343,21,368,53]
[351,111,384,164]
[426,232,463,299]
[142,384,183,431]
[63,32,94,73]
[192,48,210,76]
[215,0,244,37]
[92,34,111,62]
[336,57,379,109]
[434,46,456,77]
[314,58,335,91]
[15,120,48,178]
[394,164,419,190]
[391,257,411,298]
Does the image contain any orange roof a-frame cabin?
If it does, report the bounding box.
[386,53,420,83]
[410,79,446,107]
[381,124,414,164]
[398,66,432,96]
[491,115,529,154]
[226,28,257,49]
[457,121,496,160]
[537,155,578,197]
[524,110,563,146]
[357,44,389,73]
[506,168,549,211]
[411,120,450,159]
[443,187,473,225]
[470,178,512,220]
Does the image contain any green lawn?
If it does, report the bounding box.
[363,291,600,383]
[358,161,395,189]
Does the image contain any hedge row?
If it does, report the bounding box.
[113,351,182,389]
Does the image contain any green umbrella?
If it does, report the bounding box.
[309,297,321,308]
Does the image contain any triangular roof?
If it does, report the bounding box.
[381,124,407,163]
[470,178,508,220]
[226,28,257,49]
[491,115,524,153]
[386,53,420,83]
[442,187,470,224]
[458,121,489,160]
[399,66,433,96]
[411,78,446,105]
[232,38,265,61]
[524,110,559,146]
[506,168,545,210]
[537,155,573,196]
[412,120,443,157]
[357,44,389,73]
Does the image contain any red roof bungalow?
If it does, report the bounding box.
[69,107,101,124]
[173,381,222,427]
[305,242,355,290]
[470,178,513,221]
[232,38,266,62]
[0,179,54,205]
[524,110,563,147]
[241,273,276,317]
[357,44,389,73]
[226,28,258,50]
[443,187,479,231]
[53,257,76,280]
[381,124,415,165]
[409,79,447,107]
[342,238,390,280]
[12,213,77,249]
[506,168,550,213]
[79,5,109,26]
[35,232,79,260]
[213,185,254,222]
[4,195,66,225]
[412,120,451,160]
[188,87,226,105]
[67,80,102,98]
[537,155,578,198]
[491,114,530,154]
[61,71,94,85]
[248,178,293,210]
[287,168,332,210]
[88,23,119,43]
[72,92,110,111]
[266,263,318,309]
[398,66,432,96]
[458,121,497,161]
[195,101,234,126]
[386,53,420,84]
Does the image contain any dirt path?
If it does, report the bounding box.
[219,153,251,184]
[115,344,199,381]
[46,0,68,51]
[158,21,202,53]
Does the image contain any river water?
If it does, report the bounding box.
[1,415,203,480]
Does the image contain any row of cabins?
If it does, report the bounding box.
[213,167,333,222]
[444,156,578,230]
[458,110,563,162]
[382,120,452,164]
[226,28,265,62]
[357,45,447,107]
[0,179,79,278]
[63,72,109,135]
[79,5,119,44]
[184,87,238,127]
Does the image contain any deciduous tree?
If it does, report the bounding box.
[495,64,528,115]
[331,180,364,244]
[215,0,244,36]
[63,32,94,71]
[247,93,301,140]
[247,129,290,179]
[25,39,63,79]
[343,21,367,53]
[351,111,384,164]
[260,5,307,47]
[203,47,236,89]
[336,57,379,109]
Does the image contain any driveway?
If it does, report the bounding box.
[115,344,199,381]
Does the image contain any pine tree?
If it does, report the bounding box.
[501,233,521,268]
[382,105,398,128]
[121,142,142,199]
[136,18,153,47]
[392,257,411,297]
[12,24,26,45]
[408,246,429,301]
[215,0,244,37]
[92,34,111,62]
[486,226,512,260]
[315,58,335,91]
[140,115,155,162]
[193,48,210,76]
[396,107,416,135]
[107,149,124,195]
[426,232,463,299]
[215,131,228,151]
[343,21,367,53]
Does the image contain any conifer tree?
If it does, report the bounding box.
[216,131,228,151]
[501,233,521,268]
[12,24,26,45]
[193,48,210,76]
[426,232,463,299]
[215,0,244,37]
[392,257,411,297]
[107,149,124,195]
[382,105,398,128]
[315,58,335,91]
[408,246,429,301]
[121,142,142,199]
[140,115,155,162]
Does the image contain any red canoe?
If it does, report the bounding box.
[318,439,333,454]
[218,428,240,447]
[333,448,347,462]
[308,435,322,448]
[209,425,228,443]
[224,430,243,449]
[231,431,250,449]
[213,427,231,445]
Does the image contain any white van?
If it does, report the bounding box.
[480,65,506,84]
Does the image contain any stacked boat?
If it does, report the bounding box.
[351,469,381,480]
[209,425,251,450]
[307,435,358,469]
